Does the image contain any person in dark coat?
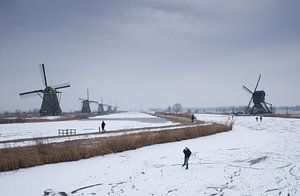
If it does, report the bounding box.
[101,120,106,132]
[182,147,192,169]
[260,116,263,122]
[191,114,196,123]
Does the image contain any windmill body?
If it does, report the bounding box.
[40,87,62,116]
[98,103,105,114]
[243,75,272,115]
[19,64,70,116]
[113,106,117,113]
[106,105,113,113]
[81,100,91,113]
[79,89,98,113]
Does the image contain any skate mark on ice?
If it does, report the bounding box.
[166,188,178,194]
[289,165,300,180]
[264,186,288,194]
[71,183,103,194]
[223,147,249,151]
[276,163,292,170]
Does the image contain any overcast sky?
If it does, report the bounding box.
[0,0,299,112]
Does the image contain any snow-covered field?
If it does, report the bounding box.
[0,112,175,142]
[0,114,300,195]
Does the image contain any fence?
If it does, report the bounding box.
[58,129,76,136]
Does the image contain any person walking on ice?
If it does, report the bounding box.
[191,114,196,123]
[101,120,106,132]
[182,147,192,170]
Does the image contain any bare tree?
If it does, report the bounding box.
[165,106,172,113]
[173,103,182,114]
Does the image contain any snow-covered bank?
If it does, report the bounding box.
[0,114,299,195]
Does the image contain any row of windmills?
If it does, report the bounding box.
[79,89,117,114]
[19,64,273,117]
[19,64,118,116]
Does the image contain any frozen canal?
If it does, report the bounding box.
[0,112,175,142]
[0,114,299,195]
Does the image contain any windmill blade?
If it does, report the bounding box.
[19,92,41,99]
[242,85,253,94]
[54,83,71,90]
[79,98,86,101]
[39,64,48,87]
[246,96,253,113]
[89,100,99,104]
[265,102,272,106]
[254,74,261,92]
[53,82,70,89]
[87,89,89,100]
[19,89,43,96]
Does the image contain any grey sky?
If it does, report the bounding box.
[0,0,300,112]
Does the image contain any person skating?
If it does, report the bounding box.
[182,147,192,169]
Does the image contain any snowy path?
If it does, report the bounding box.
[0,114,299,195]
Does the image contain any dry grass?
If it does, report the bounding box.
[0,114,92,124]
[154,112,203,124]
[0,123,232,172]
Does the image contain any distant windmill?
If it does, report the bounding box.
[97,103,105,114]
[113,103,118,113]
[79,89,98,113]
[242,74,272,114]
[96,97,116,114]
[19,64,71,116]
[106,105,113,113]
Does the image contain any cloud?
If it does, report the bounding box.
[0,0,299,112]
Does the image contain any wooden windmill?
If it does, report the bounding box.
[19,64,71,116]
[79,89,98,113]
[243,74,272,114]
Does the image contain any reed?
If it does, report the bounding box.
[0,123,232,172]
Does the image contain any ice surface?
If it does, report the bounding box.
[0,114,299,195]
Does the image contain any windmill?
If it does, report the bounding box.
[19,64,71,116]
[79,89,98,113]
[242,74,272,114]
[96,97,105,114]
[96,97,116,114]
[106,105,113,113]
[113,103,118,113]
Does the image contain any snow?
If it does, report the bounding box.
[0,112,175,142]
[0,123,203,149]
[90,112,158,119]
[0,114,300,195]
